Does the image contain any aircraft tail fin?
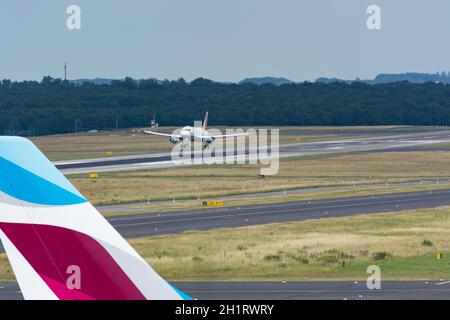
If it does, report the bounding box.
[0,137,188,300]
[150,113,158,129]
[202,111,208,131]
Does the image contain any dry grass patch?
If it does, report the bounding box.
[69,151,450,206]
[31,131,172,160]
[127,206,450,281]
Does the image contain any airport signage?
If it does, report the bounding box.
[202,200,223,207]
[89,173,98,179]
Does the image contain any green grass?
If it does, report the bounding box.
[418,143,450,150]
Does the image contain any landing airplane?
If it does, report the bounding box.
[150,113,158,129]
[0,137,190,300]
[144,112,248,149]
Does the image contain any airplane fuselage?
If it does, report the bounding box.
[179,126,212,142]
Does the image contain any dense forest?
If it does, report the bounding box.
[1,76,450,136]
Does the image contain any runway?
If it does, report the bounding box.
[107,188,450,238]
[0,188,449,254]
[55,129,450,174]
[175,281,450,300]
[1,280,450,300]
[97,179,450,216]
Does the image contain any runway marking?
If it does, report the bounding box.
[56,130,450,174]
[435,281,450,285]
[112,193,450,228]
[107,189,450,223]
[114,193,450,228]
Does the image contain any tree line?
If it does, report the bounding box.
[1,76,450,136]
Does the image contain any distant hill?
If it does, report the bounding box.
[315,77,356,84]
[239,77,295,86]
[70,78,113,86]
[71,73,450,87]
[71,77,296,86]
[316,72,450,85]
[373,72,450,84]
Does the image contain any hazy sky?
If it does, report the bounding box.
[0,0,449,82]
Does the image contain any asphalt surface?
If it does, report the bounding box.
[282,127,444,136]
[1,187,448,251]
[175,281,450,300]
[55,129,450,174]
[107,188,450,238]
[2,281,450,300]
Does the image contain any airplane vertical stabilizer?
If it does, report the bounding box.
[202,111,209,131]
[0,137,188,300]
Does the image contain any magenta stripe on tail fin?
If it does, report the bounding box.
[0,222,146,300]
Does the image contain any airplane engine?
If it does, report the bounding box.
[169,136,179,144]
[205,137,215,145]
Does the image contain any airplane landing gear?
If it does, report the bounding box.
[179,140,188,157]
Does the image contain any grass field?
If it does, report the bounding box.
[131,206,450,281]
[1,206,449,281]
[418,142,450,150]
[68,151,450,206]
[31,131,172,161]
[30,126,410,161]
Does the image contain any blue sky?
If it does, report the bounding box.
[1,0,449,82]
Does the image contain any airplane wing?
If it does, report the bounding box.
[144,130,182,138]
[0,137,189,300]
[210,132,250,139]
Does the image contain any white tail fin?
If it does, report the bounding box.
[202,111,208,131]
[0,137,188,300]
[150,113,158,129]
